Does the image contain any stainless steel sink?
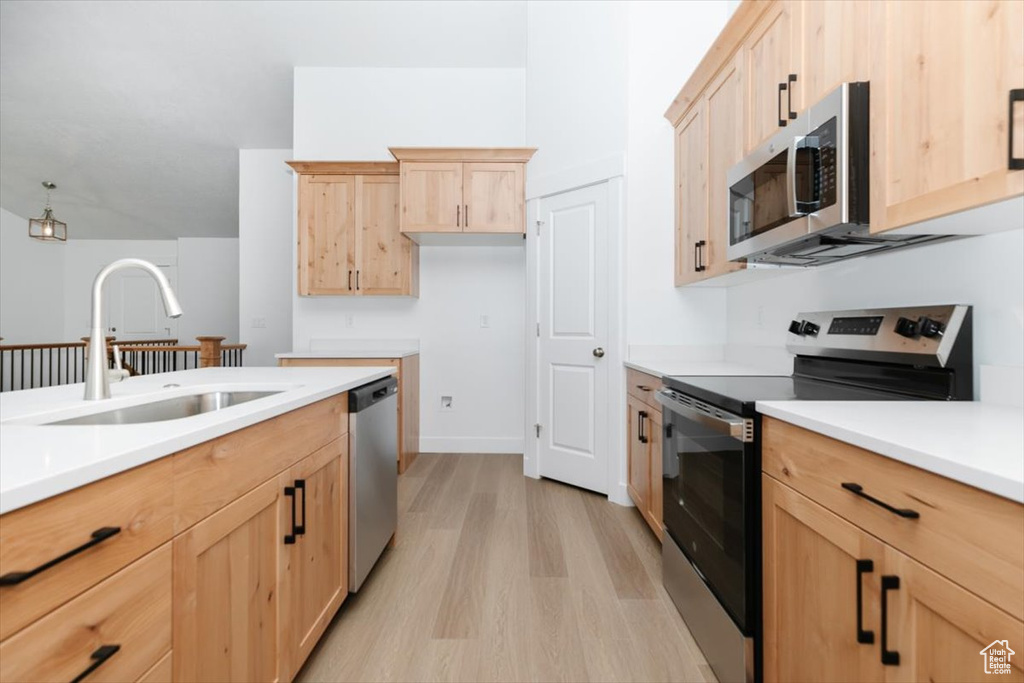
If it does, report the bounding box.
[47,391,283,426]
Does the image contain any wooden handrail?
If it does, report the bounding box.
[0,341,85,351]
[118,345,200,352]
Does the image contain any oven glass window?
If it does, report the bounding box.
[662,406,751,630]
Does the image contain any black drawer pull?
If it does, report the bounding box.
[787,73,798,120]
[1010,89,1024,170]
[284,484,298,544]
[70,644,120,683]
[855,559,875,644]
[778,82,788,128]
[294,479,306,536]
[841,482,919,519]
[0,527,121,586]
[880,575,900,666]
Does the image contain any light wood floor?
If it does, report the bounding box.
[297,454,717,683]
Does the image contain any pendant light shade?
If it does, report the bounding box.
[29,181,67,241]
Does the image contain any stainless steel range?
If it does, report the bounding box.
[656,305,972,683]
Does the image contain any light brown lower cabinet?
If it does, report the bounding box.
[763,419,1024,683]
[0,395,354,683]
[625,368,663,541]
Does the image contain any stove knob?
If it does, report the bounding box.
[789,320,804,335]
[895,316,919,338]
[800,321,820,336]
[917,316,944,338]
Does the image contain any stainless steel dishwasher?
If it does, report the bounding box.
[348,375,399,591]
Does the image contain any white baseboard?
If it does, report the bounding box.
[607,481,632,507]
[419,437,525,454]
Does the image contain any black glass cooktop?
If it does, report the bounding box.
[662,374,916,416]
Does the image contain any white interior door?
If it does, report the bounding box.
[105,267,179,340]
[537,184,609,493]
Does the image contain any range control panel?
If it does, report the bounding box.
[786,305,970,367]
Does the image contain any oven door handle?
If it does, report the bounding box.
[655,390,752,442]
[785,135,805,219]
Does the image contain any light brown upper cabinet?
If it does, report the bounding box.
[288,161,419,297]
[742,1,802,152]
[868,0,1024,234]
[664,0,1024,288]
[389,148,536,237]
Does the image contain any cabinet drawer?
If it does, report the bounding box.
[626,368,663,409]
[763,417,1024,620]
[173,394,346,531]
[0,457,173,640]
[0,543,171,683]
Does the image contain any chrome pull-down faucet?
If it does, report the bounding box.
[84,258,183,400]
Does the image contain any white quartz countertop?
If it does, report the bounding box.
[625,359,789,379]
[277,349,419,359]
[756,401,1024,503]
[0,366,395,514]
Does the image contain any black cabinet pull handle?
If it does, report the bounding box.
[284,485,298,544]
[698,240,707,271]
[355,271,360,291]
[880,575,900,666]
[465,204,470,228]
[457,204,460,227]
[295,479,306,536]
[856,559,875,644]
[70,644,120,683]
[778,82,788,128]
[787,74,798,120]
[841,482,919,519]
[639,411,649,444]
[693,241,700,273]
[1010,89,1024,170]
[0,527,121,586]
[348,270,352,290]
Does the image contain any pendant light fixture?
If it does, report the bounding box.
[29,181,67,241]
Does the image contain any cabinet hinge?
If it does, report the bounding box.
[536,322,540,337]
[535,423,542,438]
[535,219,544,236]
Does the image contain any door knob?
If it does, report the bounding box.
[593,347,605,358]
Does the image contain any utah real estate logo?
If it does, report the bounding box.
[980,640,1015,675]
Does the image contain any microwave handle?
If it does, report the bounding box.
[785,135,807,218]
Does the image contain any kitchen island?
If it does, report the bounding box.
[0,365,394,682]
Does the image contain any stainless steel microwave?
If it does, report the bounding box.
[726,82,946,265]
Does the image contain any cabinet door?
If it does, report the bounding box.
[298,174,356,296]
[884,546,1024,683]
[674,101,708,286]
[869,0,1024,233]
[626,395,650,512]
[763,476,885,683]
[704,54,746,280]
[646,408,663,542]
[356,175,415,296]
[400,162,463,233]
[172,478,283,683]
[280,439,348,679]
[744,1,802,152]
[799,0,870,106]
[463,162,525,233]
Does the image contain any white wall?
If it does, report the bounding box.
[727,229,1024,395]
[292,67,527,453]
[524,1,628,185]
[177,237,239,344]
[239,149,294,367]
[625,1,731,345]
[0,207,66,343]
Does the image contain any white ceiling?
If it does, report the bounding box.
[0,0,526,239]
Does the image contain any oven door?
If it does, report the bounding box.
[656,390,756,632]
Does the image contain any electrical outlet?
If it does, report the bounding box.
[480,315,490,328]
[440,395,454,411]
[345,315,354,328]
[251,317,266,329]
